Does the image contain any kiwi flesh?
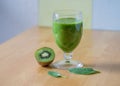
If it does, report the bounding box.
[35,47,55,66]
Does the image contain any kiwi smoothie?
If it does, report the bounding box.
[53,18,83,53]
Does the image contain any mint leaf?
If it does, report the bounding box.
[68,68,100,75]
[48,71,65,78]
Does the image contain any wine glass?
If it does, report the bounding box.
[52,10,83,69]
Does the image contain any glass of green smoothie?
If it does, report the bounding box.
[52,10,83,69]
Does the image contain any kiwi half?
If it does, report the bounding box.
[35,47,55,66]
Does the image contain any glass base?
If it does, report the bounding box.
[50,60,83,70]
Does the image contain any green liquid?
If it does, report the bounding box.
[53,18,83,53]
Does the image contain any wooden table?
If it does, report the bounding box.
[0,27,120,86]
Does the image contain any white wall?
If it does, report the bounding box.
[0,0,120,44]
[0,0,38,44]
[39,0,92,29]
[92,0,120,30]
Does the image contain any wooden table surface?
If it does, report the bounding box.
[0,27,120,86]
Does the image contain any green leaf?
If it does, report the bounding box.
[48,71,65,78]
[68,68,100,75]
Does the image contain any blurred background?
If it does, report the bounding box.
[0,0,120,44]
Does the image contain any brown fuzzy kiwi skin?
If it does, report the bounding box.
[37,60,54,67]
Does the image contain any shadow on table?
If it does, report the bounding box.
[85,62,120,73]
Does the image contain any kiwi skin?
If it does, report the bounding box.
[35,47,55,67]
[38,61,53,67]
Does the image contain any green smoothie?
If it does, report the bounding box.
[53,18,83,53]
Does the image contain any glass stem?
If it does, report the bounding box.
[64,52,72,63]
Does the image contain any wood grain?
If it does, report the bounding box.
[0,27,120,86]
